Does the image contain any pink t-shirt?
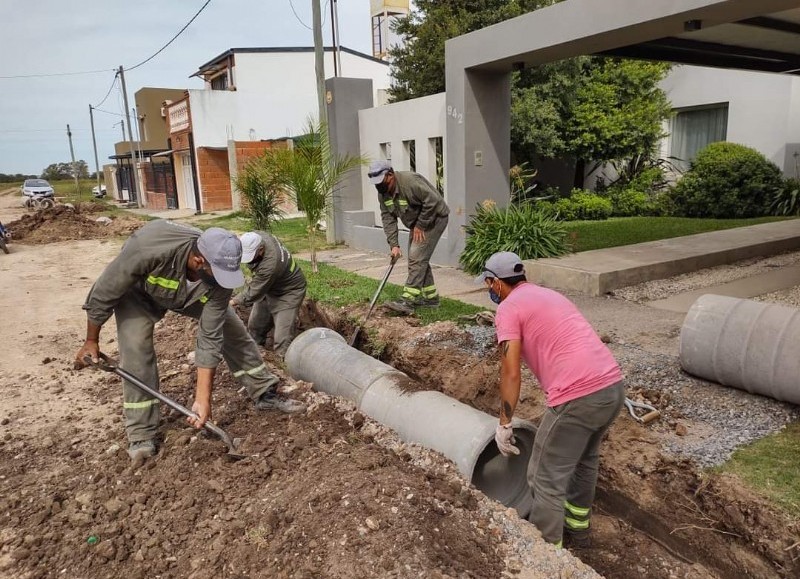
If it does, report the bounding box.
[495,283,622,407]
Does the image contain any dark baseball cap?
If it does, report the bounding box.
[197,227,244,289]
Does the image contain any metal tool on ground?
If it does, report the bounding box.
[624,397,661,424]
[348,254,398,346]
[84,353,246,459]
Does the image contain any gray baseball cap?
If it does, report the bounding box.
[476,251,525,282]
[368,160,393,185]
[197,227,244,289]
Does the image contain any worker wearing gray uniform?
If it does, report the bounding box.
[368,160,450,314]
[75,220,304,463]
[231,231,307,357]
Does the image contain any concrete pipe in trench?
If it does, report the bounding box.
[680,294,800,405]
[285,327,536,517]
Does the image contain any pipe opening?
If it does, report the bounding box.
[472,429,535,517]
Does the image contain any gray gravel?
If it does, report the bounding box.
[612,342,800,468]
[614,249,800,303]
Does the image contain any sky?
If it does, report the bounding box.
[0,0,380,175]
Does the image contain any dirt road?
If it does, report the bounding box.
[1,192,796,578]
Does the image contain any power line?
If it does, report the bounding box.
[93,74,119,109]
[126,0,213,71]
[0,69,113,80]
[92,107,124,117]
[289,0,312,30]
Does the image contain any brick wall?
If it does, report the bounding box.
[233,139,297,214]
[197,147,232,212]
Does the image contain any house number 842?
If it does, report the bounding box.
[447,105,463,124]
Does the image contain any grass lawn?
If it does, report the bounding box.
[565,216,795,253]
[716,422,800,517]
[300,260,484,326]
[197,213,335,255]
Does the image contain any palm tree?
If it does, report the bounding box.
[275,118,364,272]
[234,150,288,231]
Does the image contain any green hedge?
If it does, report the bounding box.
[670,142,784,218]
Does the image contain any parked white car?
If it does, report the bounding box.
[21,179,54,197]
[92,184,107,198]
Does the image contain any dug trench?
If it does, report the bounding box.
[300,299,800,579]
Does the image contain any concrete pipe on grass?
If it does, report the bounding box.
[680,294,800,405]
[286,327,535,517]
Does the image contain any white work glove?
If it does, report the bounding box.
[495,423,520,457]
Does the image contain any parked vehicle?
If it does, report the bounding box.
[21,179,55,198]
[92,184,107,198]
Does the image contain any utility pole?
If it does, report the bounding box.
[329,0,338,76]
[66,124,80,199]
[312,0,327,128]
[89,105,102,197]
[333,0,342,76]
[118,65,141,206]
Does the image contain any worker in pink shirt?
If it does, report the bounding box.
[478,251,624,549]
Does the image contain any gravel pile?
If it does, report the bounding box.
[752,285,800,308]
[614,250,800,303]
[612,342,800,468]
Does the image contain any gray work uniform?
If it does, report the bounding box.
[379,171,449,302]
[83,220,279,443]
[527,381,624,546]
[235,231,306,356]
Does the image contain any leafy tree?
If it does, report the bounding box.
[41,160,89,180]
[389,1,672,186]
[234,151,288,231]
[0,173,37,183]
[565,59,671,185]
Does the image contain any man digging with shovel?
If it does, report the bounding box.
[369,160,449,315]
[75,220,305,463]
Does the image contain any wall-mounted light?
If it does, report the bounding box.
[684,19,702,32]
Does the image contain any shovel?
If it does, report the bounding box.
[348,254,398,347]
[85,353,246,460]
[624,397,661,424]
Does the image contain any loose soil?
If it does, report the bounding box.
[6,203,142,244]
[303,302,800,578]
[1,197,796,578]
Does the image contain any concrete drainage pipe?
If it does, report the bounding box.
[680,294,800,405]
[285,327,536,517]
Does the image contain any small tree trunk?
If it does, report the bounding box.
[573,158,586,190]
[309,227,318,273]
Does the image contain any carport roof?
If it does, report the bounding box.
[446,0,800,74]
[602,10,800,74]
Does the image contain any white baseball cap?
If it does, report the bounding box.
[239,231,263,264]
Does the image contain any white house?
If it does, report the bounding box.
[166,46,391,212]
[659,65,800,176]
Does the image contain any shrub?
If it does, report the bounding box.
[234,152,287,230]
[670,142,784,218]
[771,178,800,216]
[569,190,613,220]
[609,188,650,217]
[553,197,578,221]
[460,202,570,275]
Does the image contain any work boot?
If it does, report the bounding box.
[127,439,156,462]
[384,298,415,315]
[418,296,440,308]
[563,530,592,550]
[256,391,306,414]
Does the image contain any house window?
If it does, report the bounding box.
[403,140,416,172]
[380,142,392,161]
[429,137,444,195]
[670,104,728,168]
[211,73,229,91]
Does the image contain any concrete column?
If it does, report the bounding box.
[326,77,374,243]
[445,56,511,263]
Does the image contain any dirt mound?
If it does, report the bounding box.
[0,313,505,579]
[305,300,800,578]
[7,205,142,244]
